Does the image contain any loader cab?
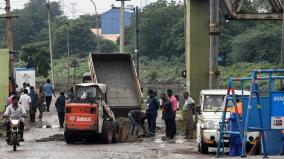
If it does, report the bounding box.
[73,83,106,102]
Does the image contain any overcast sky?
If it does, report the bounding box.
[0,0,182,18]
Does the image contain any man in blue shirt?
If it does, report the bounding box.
[147,89,159,137]
[43,79,56,112]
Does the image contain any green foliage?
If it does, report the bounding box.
[139,55,185,84]
[130,0,184,57]
[218,62,276,89]
[20,42,50,77]
[227,23,281,64]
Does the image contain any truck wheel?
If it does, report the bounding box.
[102,121,113,144]
[200,141,209,154]
[64,131,74,144]
[112,122,119,143]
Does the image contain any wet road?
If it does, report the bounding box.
[0,100,283,159]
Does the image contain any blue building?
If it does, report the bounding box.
[101,7,133,34]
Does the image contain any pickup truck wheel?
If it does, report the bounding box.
[200,141,209,154]
[102,121,113,144]
[64,131,74,144]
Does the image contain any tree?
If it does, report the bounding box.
[125,0,184,58]
[21,42,50,77]
[228,23,281,64]
[10,0,61,50]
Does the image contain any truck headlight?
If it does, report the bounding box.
[204,120,216,129]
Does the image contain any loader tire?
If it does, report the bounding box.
[64,130,74,144]
[112,121,119,143]
[102,121,113,144]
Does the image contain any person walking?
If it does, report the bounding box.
[55,92,65,128]
[128,110,148,137]
[167,89,177,135]
[18,82,27,96]
[37,86,45,121]
[160,93,175,139]
[183,91,195,139]
[43,79,56,112]
[28,86,38,123]
[147,89,159,137]
[19,89,32,124]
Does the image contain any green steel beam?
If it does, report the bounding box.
[0,49,9,112]
[185,0,209,102]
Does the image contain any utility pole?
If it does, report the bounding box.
[90,0,100,53]
[209,0,219,89]
[3,0,18,77]
[120,0,125,53]
[46,0,55,88]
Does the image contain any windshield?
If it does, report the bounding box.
[75,86,98,99]
[203,95,225,112]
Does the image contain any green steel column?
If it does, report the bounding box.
[185,0,209,102]
[0,49,9,112]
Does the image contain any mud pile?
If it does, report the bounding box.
[36,134,65,142]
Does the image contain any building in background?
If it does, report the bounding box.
[98,7,133,42]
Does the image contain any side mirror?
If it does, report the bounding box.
[193,105,201,114]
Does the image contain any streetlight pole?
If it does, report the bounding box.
[134,6,139,79]
[67,23,70,86]
[90,0,100,53]
[46,0,55,88]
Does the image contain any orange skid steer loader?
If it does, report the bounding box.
[64,83,120,144]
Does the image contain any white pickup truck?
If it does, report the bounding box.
[196,89,257,154]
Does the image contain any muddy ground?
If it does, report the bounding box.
[0,99,283,159]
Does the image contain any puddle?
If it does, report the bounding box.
[175,138,186,144]
[41,124,60,129]
[154,138,163,143]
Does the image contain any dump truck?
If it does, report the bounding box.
[88,53,142,117]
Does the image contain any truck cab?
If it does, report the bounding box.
[64,83,117,144]
[196,89,256,154]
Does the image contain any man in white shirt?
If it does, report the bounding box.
[183,91,195,139]
[19,89,31,123]
[4,96,26,142]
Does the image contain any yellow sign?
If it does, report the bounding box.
[0,49,9,112]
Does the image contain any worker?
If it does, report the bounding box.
[43,79,56,112]
[3,96,26,142]
[147,89,159,137]
[37,86,45,121]
[167,89,177,136]
[28,86,38,123]
[19,89,32,124]
[229,98,243,156]
[231,98,243,115]
[128,110,148,137]
[183,91,195,139]
[160,93,175,139]
[55,92,66,128]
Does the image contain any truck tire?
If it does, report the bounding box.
[112,121,119,143]
[64,130,74,144]
[200,141,209,154]
[102,121,113,144]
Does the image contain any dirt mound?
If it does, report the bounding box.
[36,134,65,142]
